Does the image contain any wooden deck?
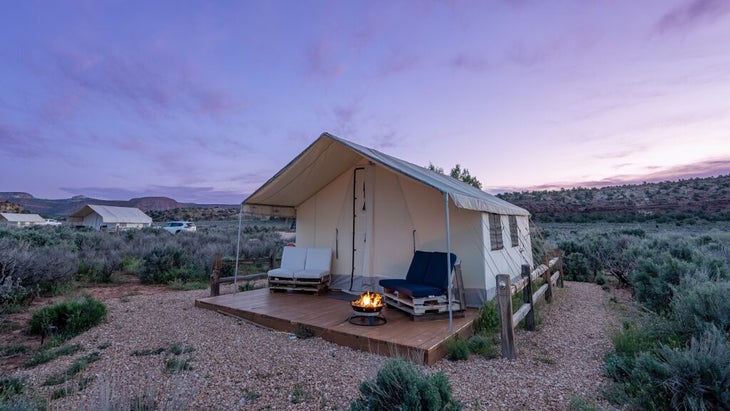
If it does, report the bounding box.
[195,288,476,365]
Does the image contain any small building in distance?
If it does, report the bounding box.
[0,212,46,227]
[69,205,152,231]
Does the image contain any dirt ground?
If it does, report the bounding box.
[0,274,172,374]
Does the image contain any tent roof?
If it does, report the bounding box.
[70,205,152,224]
[243,133,530,216]
[0,213,45,223]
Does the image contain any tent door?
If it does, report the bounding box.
[349,164,375,291]
[350,167,367,290]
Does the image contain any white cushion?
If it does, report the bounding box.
[295,269,329,279]
[279,246,307,271]
[268,246,307,278]
[303,248,331,271]
[267,268,296,278]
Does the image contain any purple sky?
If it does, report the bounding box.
[2,1,730,204]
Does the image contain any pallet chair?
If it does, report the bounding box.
[379,251,465,319]
[268,246,332,294]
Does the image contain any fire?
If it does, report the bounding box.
[352,291,383,308]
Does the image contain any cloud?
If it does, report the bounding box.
[449,53,492,72]
[0,122,47,158]
[486,157,730,193]
[376,52,420,77]
[50,45,241,120]
[654,0,730,34]
[304,40,345,80]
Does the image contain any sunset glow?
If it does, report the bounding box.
[2,1,729,203]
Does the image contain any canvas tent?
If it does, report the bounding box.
[243,133,532,308]
[0,213,46,227]
[69,205,152,231]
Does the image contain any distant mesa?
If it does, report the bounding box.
[0,192,237,218]
[3,192,34,199]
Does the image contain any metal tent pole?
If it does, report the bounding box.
[445,192,453,333]
[234,203,244,287]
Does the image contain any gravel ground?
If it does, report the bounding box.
[15,281,619,410]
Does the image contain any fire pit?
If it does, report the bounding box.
[348,291,386,326]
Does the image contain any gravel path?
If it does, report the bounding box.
[15,281,619,410]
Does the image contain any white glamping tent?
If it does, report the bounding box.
[243,133,532,308]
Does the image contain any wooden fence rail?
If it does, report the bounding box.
[209,253,279,296]
[497,252,564,359]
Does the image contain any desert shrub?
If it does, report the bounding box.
[165,357,192,373]
[29,294,106,338]
[563,252,591,282]
[631,255,691,313]
[293,324,314,339]
[594,274,606,286]
[607,327,730,411]
[0,375,26,400]
[0,237,78,291]
[139,245,188,284]
[445,335,469,361]
[472,300,499,336]
[468,334,497,359]
[23,343,82,368]
[350,359,462,411]
[671,278,730,339]
[0,276,35,312]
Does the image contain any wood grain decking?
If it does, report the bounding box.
[195,288,476,365]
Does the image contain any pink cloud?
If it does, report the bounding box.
[487,157,730,193]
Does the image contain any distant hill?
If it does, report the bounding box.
[498,174,730,223]
[0,201,25,213]
[0,192,238,220]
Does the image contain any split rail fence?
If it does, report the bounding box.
[496,251,564,359]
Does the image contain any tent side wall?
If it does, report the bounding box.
[292,160,532,307]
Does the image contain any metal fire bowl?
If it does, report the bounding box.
[351,303,384,313]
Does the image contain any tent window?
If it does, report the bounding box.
[509,215,519,247]
[489,214,503,250]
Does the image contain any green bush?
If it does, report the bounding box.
[594,275,606,286]
[468,334,497,359]
[445,336,469,361]
[472,300,499,336]
[655,327,730,410]
[350,359,461,411]
[671,279,730,339]
[139,246,188,284]
[606,327,730,410]
[0,375,26,400]
[29,294,106,338]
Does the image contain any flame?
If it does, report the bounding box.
[353,291,383,308]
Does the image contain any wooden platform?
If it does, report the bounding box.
[195,288,476,365]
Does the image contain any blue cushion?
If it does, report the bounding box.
[392,283,444,298]
[422,252,457,290]
[380,251,431,289]
[405,251,432,283]
[379,279,409,289]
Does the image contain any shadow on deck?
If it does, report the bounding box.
[195,288,476,365]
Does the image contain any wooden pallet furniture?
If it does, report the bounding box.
[268,247,332,294]
[379,251,465,320]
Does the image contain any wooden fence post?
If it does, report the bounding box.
[522,265,535,331]
[497,274,516,359]
[210,253,222,297]
[556,250,565,288]
[543,260,553,303]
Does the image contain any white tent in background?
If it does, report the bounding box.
[69,205,152,231]
[242,133,533,308]
[0,213,46,227]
